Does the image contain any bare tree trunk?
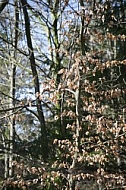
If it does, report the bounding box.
[51,1,66,136]
[69,66,81,190]
[0,0,9,182]
[21,0,48,161]
[80,0,86,55]
[9,0,19,177]
[3,136,8,180]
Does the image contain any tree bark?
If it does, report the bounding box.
[80,0,86,55]
[9,0,19,177]
[20,0,48,161]
[0,0,9,183]
[69,66,81,190]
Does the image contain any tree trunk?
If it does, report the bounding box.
[20,0,48,161]
[69,66,81,190]
[9,0,19,177]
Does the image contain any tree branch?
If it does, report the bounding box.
[0,0,8,13]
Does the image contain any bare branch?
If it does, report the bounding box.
[0,0,8,13]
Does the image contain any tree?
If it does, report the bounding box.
[20,0,48,161]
